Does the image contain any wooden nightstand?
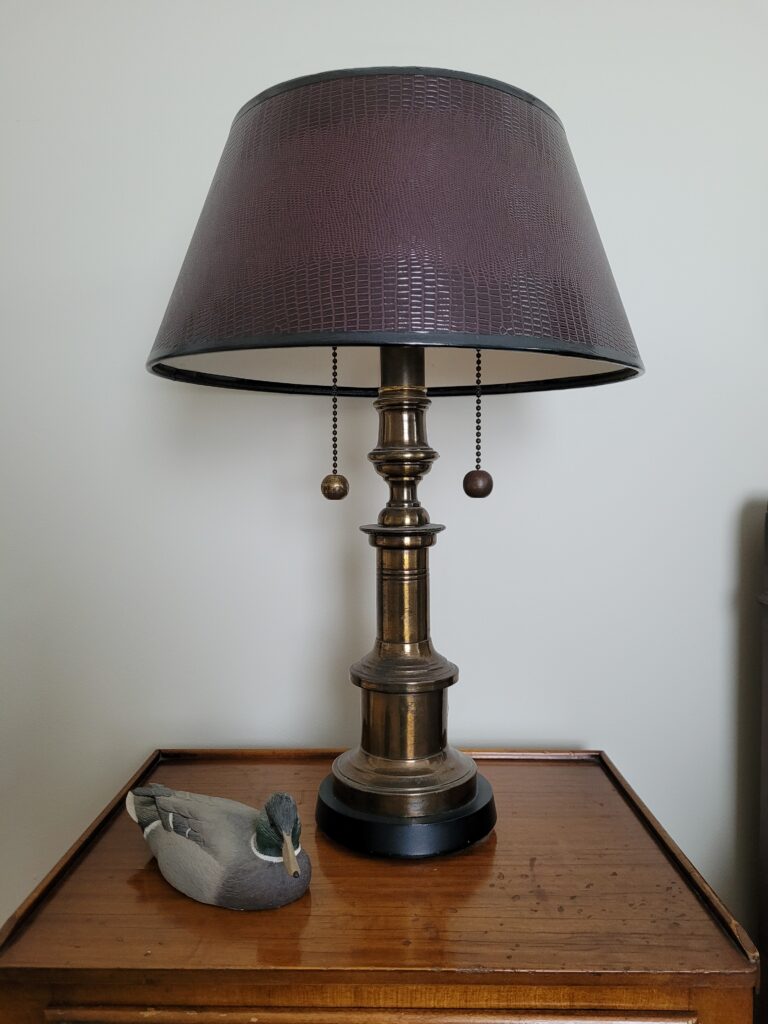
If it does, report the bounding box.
[0,749,758,1022]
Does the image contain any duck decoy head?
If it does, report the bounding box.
[260,792,302,877]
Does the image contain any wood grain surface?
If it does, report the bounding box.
[0,750,755,984]
[41,1008,701,1023]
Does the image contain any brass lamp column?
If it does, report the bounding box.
[316,346,496,855]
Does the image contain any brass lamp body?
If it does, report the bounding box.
[316,346,495,854]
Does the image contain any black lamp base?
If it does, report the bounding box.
[315,774,496,858]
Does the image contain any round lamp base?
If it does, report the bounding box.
[315,774,496,858]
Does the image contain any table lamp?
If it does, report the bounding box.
[147,67,642,858]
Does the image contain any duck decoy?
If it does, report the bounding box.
[126,784,311,910]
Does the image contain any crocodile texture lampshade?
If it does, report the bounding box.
[148,67,642,860]
[148,67,642,396]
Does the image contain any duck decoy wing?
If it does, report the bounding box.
[130,784,257,857]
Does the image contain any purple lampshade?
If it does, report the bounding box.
[148,67,642,397]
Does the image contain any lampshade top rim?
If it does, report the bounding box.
[233,66,562,129]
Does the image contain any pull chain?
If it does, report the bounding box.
[474,348,482,471]
[332,345,339,475]
[463,349,493,498]
[321,346,349,500]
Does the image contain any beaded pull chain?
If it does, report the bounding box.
[321,346,349,500]
[463,349,493,498]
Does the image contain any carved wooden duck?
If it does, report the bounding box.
[126,784,310,910]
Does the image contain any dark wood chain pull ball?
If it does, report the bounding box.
[321,347,491,500]
[321,346,350,499]
[463,349,493,498]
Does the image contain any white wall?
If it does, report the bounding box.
[1,0,766,934]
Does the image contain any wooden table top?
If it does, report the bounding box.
[0,749,757,987]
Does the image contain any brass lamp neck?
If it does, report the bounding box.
[371,347,436,528]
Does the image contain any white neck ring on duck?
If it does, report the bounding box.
[250,833,301,862]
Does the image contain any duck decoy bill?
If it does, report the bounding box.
[283,834,300,877]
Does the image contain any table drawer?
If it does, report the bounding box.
[44,1008,698,1023]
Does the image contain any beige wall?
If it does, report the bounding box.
[1,0,766,933]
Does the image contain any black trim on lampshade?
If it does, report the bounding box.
[151,362,638,398]
[148,67,642,396]
[149,331,641,397]
[233,66,564,127]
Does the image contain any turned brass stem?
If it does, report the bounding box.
[330,346,477,818]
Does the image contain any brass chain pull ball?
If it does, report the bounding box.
[462,349,493,498]
[321,346,349,499]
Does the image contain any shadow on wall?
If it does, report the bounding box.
[731,498,766,944]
